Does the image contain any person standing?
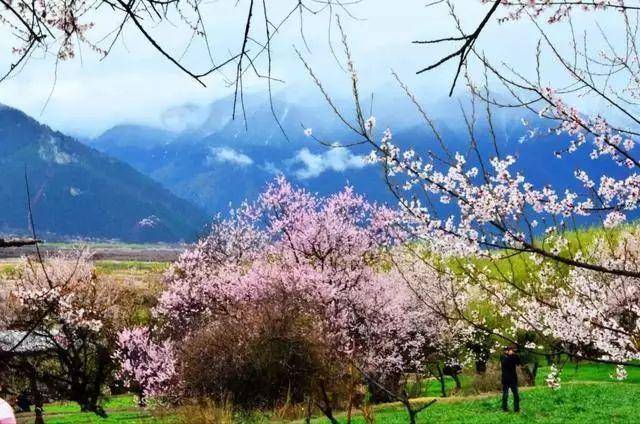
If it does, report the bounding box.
[501,346,521,413]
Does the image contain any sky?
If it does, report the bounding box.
[0,1,623,137]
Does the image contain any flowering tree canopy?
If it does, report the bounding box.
[1,252,128,413]
[117,177,460,411]
[294,0,640,366]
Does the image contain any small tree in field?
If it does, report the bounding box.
[1,252,130,415]
[118,177,447,422]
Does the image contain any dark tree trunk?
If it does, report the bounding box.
[27,368,44,424]
[408,409,417,424]
[367,373,402,403]
[475,359,487,374]
[316,381,339,424]
[403,398,437,424]
[435,364,447,398]
[451,373,462,392]
[304,395,312,424]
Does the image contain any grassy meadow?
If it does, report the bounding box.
[3,237,638,424]
[12,363,640,423]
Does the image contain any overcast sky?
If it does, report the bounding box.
[0,1,620,137]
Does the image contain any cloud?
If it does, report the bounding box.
[208,147,254,167]
[261,161,282,175]
[292,147,368,179]
[0,1,560,136]
[161,103,210,133]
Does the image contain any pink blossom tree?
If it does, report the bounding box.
[118,177,455,422]
[1,251,128,416]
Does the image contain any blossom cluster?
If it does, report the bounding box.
[481,0,626,24]
[514,230,640,362]
[546,364,562,390]
[116,328,177,397]
[117,177,452,398]
[610,364,629,381]
[15,252,106,334]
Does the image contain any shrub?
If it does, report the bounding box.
[178,310,333,408]
[470,363,503,394]
[470,362,534,394]
[118,178,441,423]
[171,398,235,424]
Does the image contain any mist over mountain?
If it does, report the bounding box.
[88,91,630,225]
[0,90,622,243]
[88,93,402,213]
[0,104,208,242]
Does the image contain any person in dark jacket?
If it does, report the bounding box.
[501,346,521,412]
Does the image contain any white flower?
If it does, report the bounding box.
[603,211,626,229]
[365,116,377,132]
[304,128,313,137]
[546,364,562,390]
[610,365,628,381]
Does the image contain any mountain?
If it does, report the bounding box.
[90,124,176,150]
[90,93,397,213]
[0,105,208,242]
[88,91,629,224]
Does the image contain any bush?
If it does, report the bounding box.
[168,398,236,424]
[178,304,342,409]
[470,364,503,394]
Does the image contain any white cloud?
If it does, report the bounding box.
[0,2,622,135]
[261,161,282,175]
[208,147,253,167]
[293,147,368,179]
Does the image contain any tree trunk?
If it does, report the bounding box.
[304,396,312,424]
[317,382,339,424]
[408,409,417,424]
[451,373,462,392]
[30,380,44,424]
[25,364,44,424]
[367,373,402,403]
[435,364,447,398]
[346,364,355,424]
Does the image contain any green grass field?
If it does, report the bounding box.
[15,363,639,423]
[321,382,640,424]
[94,260,170,275]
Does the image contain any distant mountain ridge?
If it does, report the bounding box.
[89,93,401,213]
[3,94,622,243]
[0,105,208,242]
[87,91,630,225]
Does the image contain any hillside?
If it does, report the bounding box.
[0,105,208,242]
[88,91,631,221]
[89,94,410,213]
